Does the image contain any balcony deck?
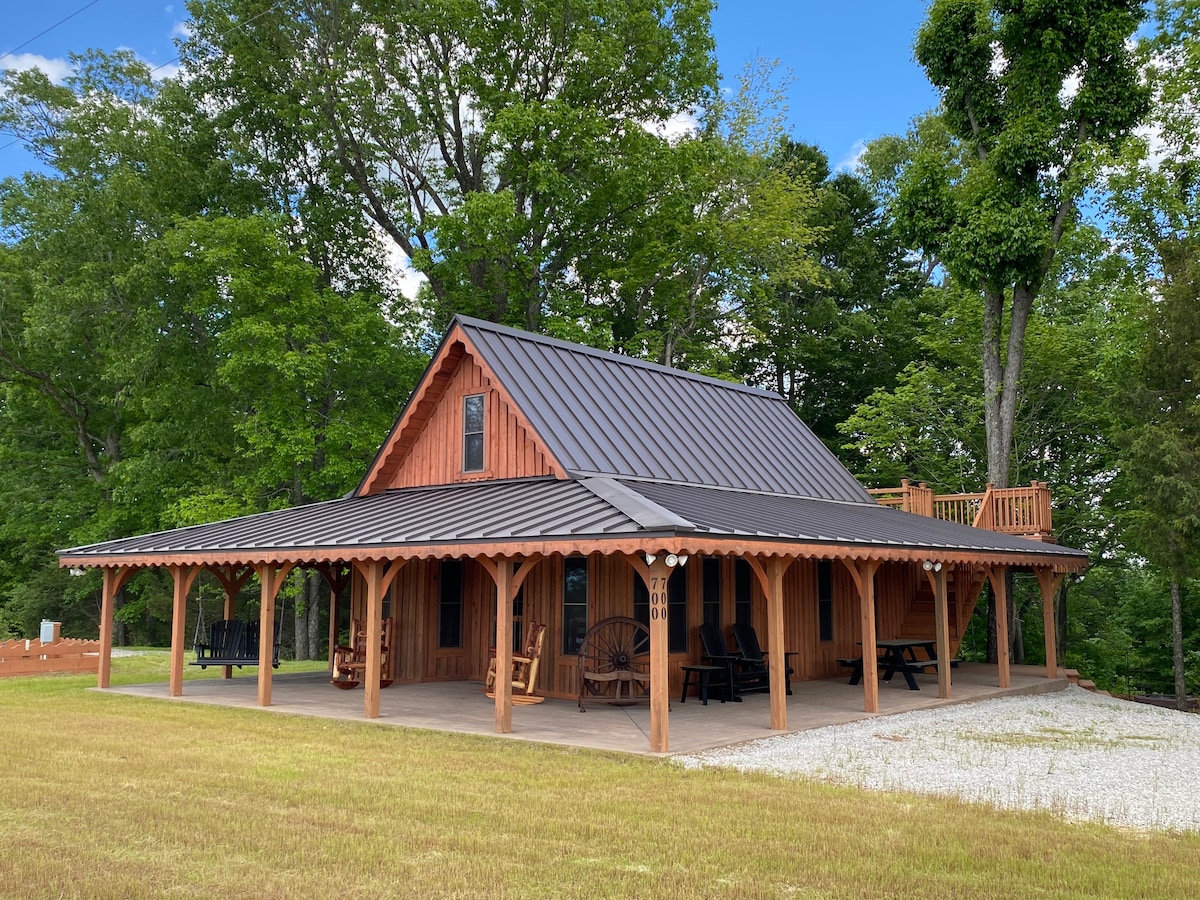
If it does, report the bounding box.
[868,479,1054,541]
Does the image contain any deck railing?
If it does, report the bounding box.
[867,479,1054,541]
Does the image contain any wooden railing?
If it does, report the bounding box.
[868,479,1054,541]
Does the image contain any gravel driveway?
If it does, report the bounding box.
[676,686,1200,832]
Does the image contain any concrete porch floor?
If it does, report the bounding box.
[104,662,1068,756]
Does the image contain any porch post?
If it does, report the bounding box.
[986,567,1011,689]
[842,558,880,714]
[627,554,675,753]
[744,555,793,731]
[168,565,200,698]
[255,562,295,707]
[494,557,514,734]
[363,560,384,720]
[929,564,951,699]
[1035,568,1064,680]
[98,566,134,689]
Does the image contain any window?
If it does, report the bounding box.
[438,559,463,648]
[562,557,589,655]
[817,559,834,643]
[702,557,721,631]
[734,559,753,627]
[633,567,688,653]
[463,394,485,472]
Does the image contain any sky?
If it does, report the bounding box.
[0,0,938,179]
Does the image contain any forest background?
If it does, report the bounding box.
[1,0,1198,702]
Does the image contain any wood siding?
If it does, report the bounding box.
[383,353,556,489]
[357,554,980,702]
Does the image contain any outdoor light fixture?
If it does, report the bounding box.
[68,568,85,577]
[644,553,657,566]
[677,555,689,566]
[922,560,943,573]
[665,553,679,567]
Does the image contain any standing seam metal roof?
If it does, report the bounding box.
[459,317,873,503]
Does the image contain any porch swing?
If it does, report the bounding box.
[190,585,283,670]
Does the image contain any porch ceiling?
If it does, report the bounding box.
[58,476,1089,572]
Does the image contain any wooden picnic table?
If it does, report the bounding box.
[838,639,948,691]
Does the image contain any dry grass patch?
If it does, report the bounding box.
[0,662,1196,898]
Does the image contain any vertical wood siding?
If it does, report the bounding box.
[384,354,556,489]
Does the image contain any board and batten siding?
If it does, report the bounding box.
[383,353,557,489]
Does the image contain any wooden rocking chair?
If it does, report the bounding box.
[485,621,546,705]
[331,617,396,690]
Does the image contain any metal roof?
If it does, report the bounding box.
[59,475,1086,564]
[620,480,1089,559]
[459,317,874,503]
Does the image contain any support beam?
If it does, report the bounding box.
[363,560,384,719]
[477,555,542,735]
[627,554,676,754]
[926,565,951,699]
[1035,568,1064,680]
[744,555,793,731]
[98,567,136,689]
[986,567,1011,689]
[255,562,296,707]
[842,558,880,713]
[168,565,200,698]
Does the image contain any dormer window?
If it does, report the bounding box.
[463,393,485,472]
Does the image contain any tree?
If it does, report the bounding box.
[182,0,718,334]
[899,0,1149,491]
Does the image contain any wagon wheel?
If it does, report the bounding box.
[577,616,651,712]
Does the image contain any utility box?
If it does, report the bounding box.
[39,620,61,645]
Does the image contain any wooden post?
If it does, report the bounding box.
[363,560,384,720]
[99,567,134,689]
[646,558,671,754]
[745,555,793,732]
[493,558,513,734]
[255,563,295,708]
[987,567,1011,688]
[930,565,951,699]
[168,565,199,698]
[1036,568,1064,680]
[841,558,880,713]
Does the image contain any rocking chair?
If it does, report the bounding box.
[331,617,396,690]
[485,621,546,704]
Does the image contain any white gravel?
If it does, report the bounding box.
[676,686,1200,832]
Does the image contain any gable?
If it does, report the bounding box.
[358,329,564,494]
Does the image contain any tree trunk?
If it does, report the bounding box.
[1055,581,1069,658]
[981,283,1035,661]
[1011,591,1024,665]
[1172,580,1186,710]
[293,589,308,661]
[307,574,322,664]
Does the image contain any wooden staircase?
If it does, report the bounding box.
[896,565,984,660]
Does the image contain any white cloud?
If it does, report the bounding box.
[835,139,868,174]
[170,21,194,41]
[1,53,72,84]
[642,109,701,144]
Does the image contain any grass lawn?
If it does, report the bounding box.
[0,656,1196,899]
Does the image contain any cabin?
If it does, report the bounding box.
[58,316,1088,752]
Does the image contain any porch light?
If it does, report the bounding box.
[677,555,688,566]
[665,553,679,567]
[922,560,942,572]
[645,553,657,566]
[68,568,85,577]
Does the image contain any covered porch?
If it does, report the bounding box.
[101,662,1070,756]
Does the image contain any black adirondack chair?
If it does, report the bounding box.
[698,622,771,697]
[732,622,794,696]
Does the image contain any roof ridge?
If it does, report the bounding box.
[452,315,782,400]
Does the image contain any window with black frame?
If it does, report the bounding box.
[817,559,834,642]
[561,556,588,655]
[734,558,753,627]
[438,559,463,648]
[702,557,721,631]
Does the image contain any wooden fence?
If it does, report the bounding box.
[0,637,101,678]
[868,479,1054,540]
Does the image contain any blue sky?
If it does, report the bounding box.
[1,0,938,179]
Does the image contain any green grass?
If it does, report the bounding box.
[0,661,1196,899]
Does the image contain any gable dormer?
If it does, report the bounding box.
[358,325,566,494]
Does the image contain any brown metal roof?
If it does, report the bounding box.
[459,317,874,503]
[58,475,1086,565]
